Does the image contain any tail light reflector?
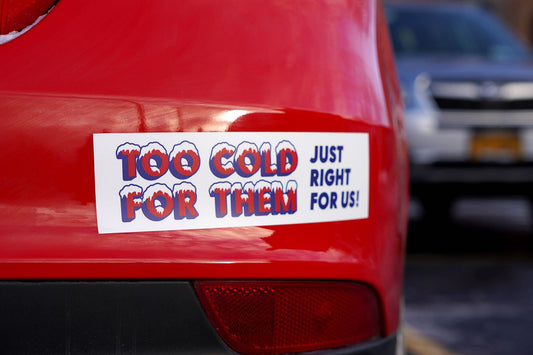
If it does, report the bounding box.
[0,0,56,34]
[194,281,382,354]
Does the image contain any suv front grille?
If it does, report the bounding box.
[429,81,533,127]
[434,98,533,111]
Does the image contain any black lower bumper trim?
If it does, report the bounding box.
[0,281,228,354]
[0,281,399,355]
[305,333,398,355]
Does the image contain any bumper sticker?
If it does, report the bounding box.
[94,132,369,234]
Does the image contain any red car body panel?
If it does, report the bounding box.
[0,0,407,337]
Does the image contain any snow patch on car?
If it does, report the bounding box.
[0,10,50,45]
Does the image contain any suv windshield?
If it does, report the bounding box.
[386,5,529,61]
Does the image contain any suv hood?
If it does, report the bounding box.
[397,57,533,84]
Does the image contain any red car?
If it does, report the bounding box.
[0,1,408,354]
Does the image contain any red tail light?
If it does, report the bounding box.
[0,0,56,34]
[194,281,382,354]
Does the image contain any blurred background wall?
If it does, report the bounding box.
[395,0,533,45]
[491,0,533,45]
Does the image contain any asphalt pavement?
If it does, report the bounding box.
[404,197,533,355]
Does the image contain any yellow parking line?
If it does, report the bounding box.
[404,325,462,355]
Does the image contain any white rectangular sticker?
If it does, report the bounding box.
[94,132,369,234]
